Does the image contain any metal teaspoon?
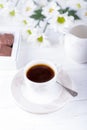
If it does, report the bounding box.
[56,81,78,97]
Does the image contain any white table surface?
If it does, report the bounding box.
[0,42,87,130]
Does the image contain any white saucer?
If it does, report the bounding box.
[11,69,72,114]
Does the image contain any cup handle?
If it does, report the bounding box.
[54,63,62,72]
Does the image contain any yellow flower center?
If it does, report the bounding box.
[23,20,28,25]
[9,10,15,16]
[27,29,32,35]
[49,8,54,13]
[26,7,31,12]
[76,3,81,9]
[85,12,87,16]
[57,16,65,24]
[37,36,43,43]
[0,4,4,8]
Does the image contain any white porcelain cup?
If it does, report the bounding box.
[22,59,61,104]
[64,24,87,63]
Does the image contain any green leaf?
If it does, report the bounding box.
[27,29,32,35]
[0,4,4,8]
[68,10,80,20]
[58,7,69,14]
[30,8,46,21]
[37,36,43,42]
[9,10,15,16]
[57,16,65,24]
[58,7,80,20]
[68,10,77,16]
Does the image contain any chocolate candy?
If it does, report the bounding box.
[0,33,14,56]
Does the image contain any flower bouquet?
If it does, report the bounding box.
[0,0,87,47]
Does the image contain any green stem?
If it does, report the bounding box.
[56,2,62,9]
[33,0,39,6]
[47,0,52,2]
[43,22,49,33]
[35,20,41,28]
[15,0,20,7]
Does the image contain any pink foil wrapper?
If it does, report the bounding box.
[0,44,12,56]
[0,33,14,46]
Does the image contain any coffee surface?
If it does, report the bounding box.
[26,64,55,83]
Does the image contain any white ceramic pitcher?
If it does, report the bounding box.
[64,24,87,63]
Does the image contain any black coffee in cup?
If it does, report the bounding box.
[26,64,55,83]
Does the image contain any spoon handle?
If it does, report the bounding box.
[56,81,78,97]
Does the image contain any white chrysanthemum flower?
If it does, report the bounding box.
[19,16,37,29]
[66,0,87,10]
[19,0,37,17]
[42,1,59,19]
[30,33,50,47]
[77,8,87,23]
[0,1,9,14]
[48,12,74,32]
[1,6,22,25]
[21,26,38,42]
